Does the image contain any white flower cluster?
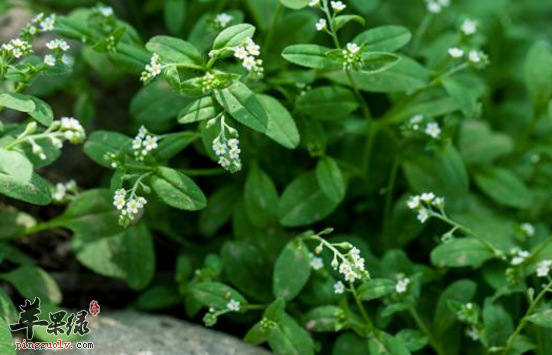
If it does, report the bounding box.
[52,180,78,202]
[537,259,552,278]
[332,247,368,283]
[200,73,222,93]
[447,47,488,66]
[309,255,324,270]
[461,18,478,36]
[233,37,263,77]
[211,116,242,173]
[407,192,444,223]
[395,275,410,294]
[425,0,450,14]
[140,53,162,83]
[330,1,346,11]
[1,38,32,60]
[59,117,86,144]
[29,117,85,160]
[98,6,114,17]
[315,18,327,32]
[44,39,71,67]
[405,114,442,139]
[509,247,530,266]
[23,13,56,35]
[132,126,159,161]
[214,13,233,28]
[520,222,535,238]
[341,42,363,70]
[113,188,147,226]
[226,299,240,312]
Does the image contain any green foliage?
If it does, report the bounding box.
[2,0,552,354]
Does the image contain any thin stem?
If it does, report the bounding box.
[502,280,552,355]
[346,70,371,119]
[408,307,446,355]
[410,13,433,55]
[361,122,379,175]
[179,168,226,177]
[383,152,401,236]
[351,283,374,331]
[7,220,57,239]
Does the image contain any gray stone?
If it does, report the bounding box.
[18,311,271,355]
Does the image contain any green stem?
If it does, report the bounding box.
[409,307,447,355]
[263,3,284,52]
[351,283,374,331]
[502,280,552,355]
[179,168,226,177]
[7,220,59,239]
[410,13,433,55]
[346,70,371,119]
[361,122,379,175]
[383,152,401,236]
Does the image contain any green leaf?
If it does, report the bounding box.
[153,131,199,162]
[316,156,346,203]
[279,0,309,10]
[332,333,369,355]
[164,0,187,35]
[0,208,35,240]
[244,164,279,228]
[361,52,400,74]
[296,86,358,120]
[213,24,255,50]
[0,267,61,304]
[72,222,155,290]
[151,167,207,211]
[357,278,395,301]
[245,322,272,345]
[354,26,412,52]
[268,314,315,355]
[326,57,428,93]
[433,279,477,337]
[130,81,191,129]
[221,241,273,301]
[442,76,480,117]
[527,308,552,328]
[0,148,32,182]
[282,44,340,69]
[199,186,240,236]
[304,305,344,332]
[278,172,339,227]
[459,120,513,165]
[334,15,365,31]
[145,35,203,69]
[431,238,494,268]
[214,81,268,133]
[482,299,513,347]
[258,94,300,149]
[178,96,218,124]
[0,93,53,126]
[0,172,51,205]
[83,130,131,168]
[402,143,469,211]
[273,240,311,300]
[368,331,411,355]
[473,167,533,209]
[134,283,181,311]
[0,318,14,355]
[524,41,552,110]
[395,329,427,352]
[192,281,247,308]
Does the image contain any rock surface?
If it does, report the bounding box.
[19,311,271,355]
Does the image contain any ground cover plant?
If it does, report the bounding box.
[1,0,552,354]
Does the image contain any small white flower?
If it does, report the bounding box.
[346,42,360,54]
[410,114,423,124]
[425,122,441,138]
[315,18,327,31]
[226,299,240,312]
[114,196,126,210]
[227,138,239,148]
[309,0,320,7]
[420,192,435,203]
[126,199,140,214]
[234,47,248,60]
[245,39,260,56]
[437,0,451,7]
[213,142,227,156]
[461,19,478,35]
[407,196,421,210]
[215,13,233,28]
[61,54,72,65]
[448,47,464,59]
[417,208,429,223]
[242,56,256,71]
[537,260,552,278]
[433,197,445,209]
[228,147,241,160]
[330,1,346,12]
[99,6,114,17]
[132,137,142,150]
[40,15,56,32]
[520,223,535,237]
[334,281,345,294]
[395,277,410,294]
[310,257,324,270]
[466,326,479,341]
[468,50,481,63]
[339,261,352,275]
[344,270,358,282]
[219,157,230,168]
[143,135,158,151]
[12,48,22,58]
[44,54,56,66]
[510,249,530,266]
[426,1,442,13]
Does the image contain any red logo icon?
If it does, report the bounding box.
[89,300,100,316]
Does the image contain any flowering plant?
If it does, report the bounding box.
[1,0,552,354]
